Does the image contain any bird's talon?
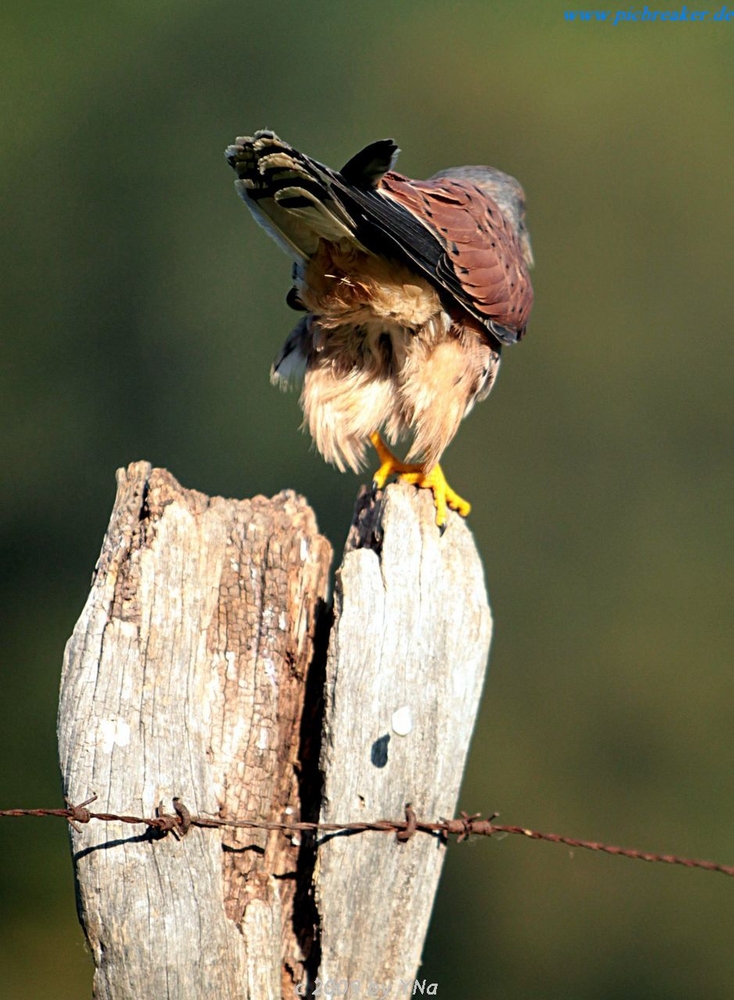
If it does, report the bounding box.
[370,433,470,528]
[444,486,472,519]
[371,464,393,492]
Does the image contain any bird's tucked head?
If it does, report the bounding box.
[431,165,534,268]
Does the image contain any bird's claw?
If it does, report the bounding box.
[369,432,471,529]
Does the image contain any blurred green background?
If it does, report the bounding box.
[2,1,733,996]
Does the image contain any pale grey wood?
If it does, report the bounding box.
[315,483,492,988]
[58,465,491,997]
[58,462,332,1000]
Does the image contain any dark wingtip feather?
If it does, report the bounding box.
[340,139,400,188]
[488,320,525,345]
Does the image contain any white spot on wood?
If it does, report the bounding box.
[98,716,131,753]
[391,705,413,736]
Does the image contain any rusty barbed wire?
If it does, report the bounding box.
[2,797,734,878]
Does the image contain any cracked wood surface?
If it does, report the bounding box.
[315,485,492,985]
[58,463,332,999]
[58,464,491,998]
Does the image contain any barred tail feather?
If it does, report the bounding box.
[226,130,361,261]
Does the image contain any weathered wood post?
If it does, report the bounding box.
[58,461,492,998]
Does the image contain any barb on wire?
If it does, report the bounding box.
[2,798,734,879]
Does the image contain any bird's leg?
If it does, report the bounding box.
[370,431,422,487]
[369,431,471,528]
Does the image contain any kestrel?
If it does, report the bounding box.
[225,130,534,527]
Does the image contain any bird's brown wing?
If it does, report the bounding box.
[377,172,533,342]
[330,161,532,344]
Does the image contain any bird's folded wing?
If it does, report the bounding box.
[335,171,532,344]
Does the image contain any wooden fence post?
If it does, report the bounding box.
[58,462,492,998]
[314,485,492,990]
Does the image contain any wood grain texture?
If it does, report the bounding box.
[58,465,492,997]
[58,462,332,999]
[315,483,492,987]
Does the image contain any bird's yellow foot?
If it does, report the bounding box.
[369,431,471,528]
[370,430,422,488]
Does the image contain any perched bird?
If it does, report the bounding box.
[225,130,533,526]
